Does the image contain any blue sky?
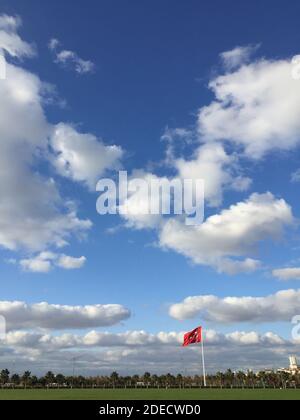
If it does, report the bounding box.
[1,0,300,374]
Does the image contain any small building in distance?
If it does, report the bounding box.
[278,355,300,375]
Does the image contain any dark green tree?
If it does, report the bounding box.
[21,371,31,388]
[0,369,10,385]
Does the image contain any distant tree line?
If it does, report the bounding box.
[0,368,299,389]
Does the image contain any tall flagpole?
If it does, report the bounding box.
[201,329,207,387]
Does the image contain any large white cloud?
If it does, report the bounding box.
[0,301,130,330]
[50,123,123,190]
[99,47,297,279]
[0,61,92,251]
[198,54,300,158]
[116,51,298,274]
[169,289,300,322]
[0,15,123,254]
[159,192,293,273]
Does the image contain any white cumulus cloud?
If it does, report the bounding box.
[169,289,300,323]
[18,252,86,272]
[0,301,130,330]
[0,15,122,254]
[159,192,293,273]
[56,254,86,270]
[50,123,123,190]
[198,54,300,158]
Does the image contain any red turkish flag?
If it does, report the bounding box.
[182,326,202,347]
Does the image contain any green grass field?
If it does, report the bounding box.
[0,388,300,400]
